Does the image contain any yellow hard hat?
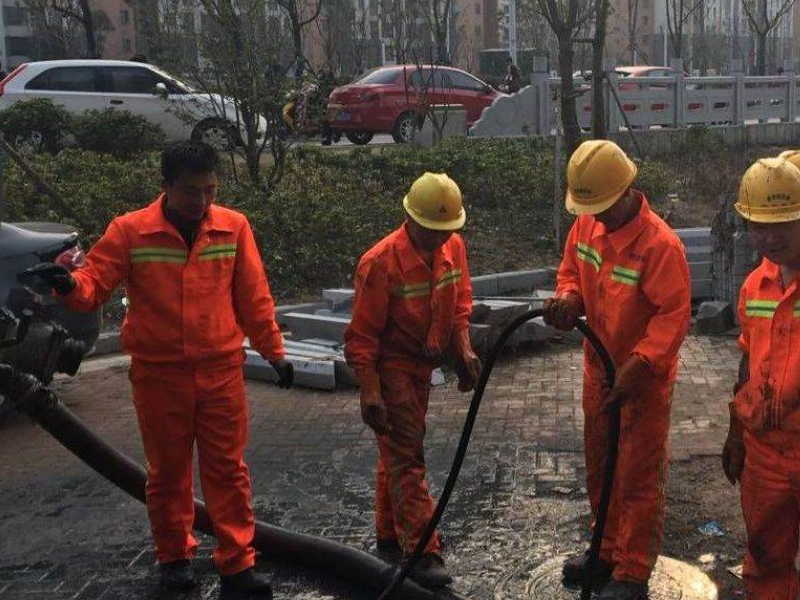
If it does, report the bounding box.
[403,172,466,231]
[565,139,638,215]
[778,149,800,170]
[735,157,800,223]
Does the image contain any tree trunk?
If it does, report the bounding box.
[756,30,767,75]
[592,0,609,138]
[290,12,303,72]
[557,35,581,156]
[78,0,97,57]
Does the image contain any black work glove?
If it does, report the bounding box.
[722,402,745,484]
[269,359,294,389]
[18,263,76,295]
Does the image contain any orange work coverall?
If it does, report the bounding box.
[735,258,800,600]
[555,191,691,583]
[344,224,472,556]
[63,196,284,575]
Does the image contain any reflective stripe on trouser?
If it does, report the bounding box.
[740,431,800,600]
[374,367,441,556]
[130,359,256,575]
[582,367,672,583]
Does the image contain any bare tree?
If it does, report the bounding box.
[185,0,296,188]
[537,0,594,154]
[518,0,557,53]
[314,0,355,73]
[741,0,796,74]
[275,0,323,74]
[665,0,704,62]
[591,0,610,137]
[426,0,453,64]
[625,0,649,63]
[126,0,200,72]
[24,0,110,58]
[383,0,425,64]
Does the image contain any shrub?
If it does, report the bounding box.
[71,109,167,159]
[0,98,71,154]
[3,149,161,244]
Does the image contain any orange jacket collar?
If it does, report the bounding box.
[396,222,455,275]
[590,189,650,255]
[138,194,236,237]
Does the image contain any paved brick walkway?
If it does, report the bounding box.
[0,334,740,599]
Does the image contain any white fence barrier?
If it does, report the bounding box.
[471,72,800,137]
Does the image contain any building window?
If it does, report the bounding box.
[475,2,481,14]
[2,6,26,26]
[5,35,31,56]
[123,38,132,52]
[643,15,648,25]
[475,24,481,37]
[120,9,129,24]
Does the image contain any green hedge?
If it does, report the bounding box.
[4,137,689,301]
[0,99,166,158]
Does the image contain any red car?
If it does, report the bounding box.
[326,65,504,144]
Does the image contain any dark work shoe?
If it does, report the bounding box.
[408,553,453,588]
[562,551,614,588]
[597,579,648,600]
[159,559,196,590]
[376,538,403,563]
[220,567,273,597]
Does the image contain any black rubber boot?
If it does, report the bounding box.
[408,553,453,588]
[159,559,197,590]
[376,538,403,563]
[220,567,273,598]
[597,579,648,600]
[561,551,614,588]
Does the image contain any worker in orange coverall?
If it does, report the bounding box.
[344,172,481,589]
[25,141,292,598]
[543,139,691,600]
[722,154,800,600]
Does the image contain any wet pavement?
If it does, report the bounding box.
[0,334,740,599]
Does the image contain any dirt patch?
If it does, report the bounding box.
[664,457,748,599]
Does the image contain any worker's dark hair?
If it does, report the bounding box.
[161,140,219,185]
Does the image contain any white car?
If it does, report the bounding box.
[0,59,266,148]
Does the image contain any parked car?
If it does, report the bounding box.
[0,60,267,148]
[615,65,688,90]
[326,65,505,144]
[0,221,101,420]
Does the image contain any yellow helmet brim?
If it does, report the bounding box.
[565,175,634,216]
[403,195,466,231]
[734,203,800,223]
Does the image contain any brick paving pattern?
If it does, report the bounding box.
[0,335,740,599]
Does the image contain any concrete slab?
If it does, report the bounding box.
[471,274,500,296]
[495,269,556,294]
[244,349,336,390]
[322,288,355,311]
[676,227,712,247]
[281,313,351,343]
[694,301,735,335]
[87,331,122,357]
[472,300,529,327]
[274,302,329,327]
[298,338,343,349]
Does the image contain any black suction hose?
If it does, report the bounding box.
[377,309,619,600]
[1,367,465,600]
